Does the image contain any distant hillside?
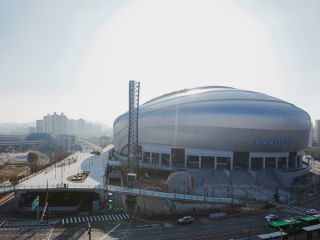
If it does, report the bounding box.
[0,122,34,135]
[87,121,112,134]
[0,121,112,137]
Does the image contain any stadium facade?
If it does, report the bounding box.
[113,86,312,172]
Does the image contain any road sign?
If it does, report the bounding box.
[31,196,39,210]
[166,199,174,210]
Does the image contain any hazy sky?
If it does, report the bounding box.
[0,0,319,126]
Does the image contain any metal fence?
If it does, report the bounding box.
[0,183,239,204]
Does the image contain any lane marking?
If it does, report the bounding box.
[47,224,55,240]
[98,223,121,240]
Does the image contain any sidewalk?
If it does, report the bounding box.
[4,219,59,228]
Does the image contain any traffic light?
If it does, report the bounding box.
[31,196,39,210]
[106,192,113,210]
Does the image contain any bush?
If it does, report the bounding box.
[27,152,41,165]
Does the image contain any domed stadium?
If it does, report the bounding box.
[113,86,312,191]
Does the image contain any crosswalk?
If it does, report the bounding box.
[0,221,6,228]
[61,213,130,225]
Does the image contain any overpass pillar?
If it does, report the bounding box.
[96,189,105,209]
[214,157,217,170]
[275,157,279,169]
[185,154,187,168]
[230,157,233,171]
[286,157,289,169]
[262,158,266,170]
[14,191,23,210]
[248,158,252,170]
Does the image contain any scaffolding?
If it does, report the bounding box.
[127,80,140,175]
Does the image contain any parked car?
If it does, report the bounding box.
[264,214,279,222]
[304,209,319,215]
[177,216,194,224]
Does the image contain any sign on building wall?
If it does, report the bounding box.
[255,136,295,146]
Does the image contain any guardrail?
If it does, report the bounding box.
[106,185,239,204]
[0,184,105,194]
[0,183,239,204]
[278,161,309,173]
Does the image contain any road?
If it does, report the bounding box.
[0,210,269,240]
[2,194,320,240]
[2,195,320,240]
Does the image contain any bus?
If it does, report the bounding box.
[257,231,288,240]
[299,215,320,228]
[268,219,302,234]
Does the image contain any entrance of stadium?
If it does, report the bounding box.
[233,152,249,170]
[171,148,185,168]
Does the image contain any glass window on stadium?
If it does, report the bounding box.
[216,157,231,170]
[187,155,200,168]
[161,153,170,166]
[251,158,263,170]
[201,156,214,169]
[143,152,150,163]
[265,157,276,169]
[151,153,160,164]
[171,148,185,168]
[278,157,286,169]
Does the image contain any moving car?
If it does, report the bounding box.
[264,214,279,222]
[177,216,194,224]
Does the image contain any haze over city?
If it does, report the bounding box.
[1,0,320,126]
[2,1,320,239]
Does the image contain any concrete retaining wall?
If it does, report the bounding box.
[134,196,225,216]
[275,165,310,187]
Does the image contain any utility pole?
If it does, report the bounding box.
[87,222,92,240]
[61,163,63,186]
[40,179,49,223]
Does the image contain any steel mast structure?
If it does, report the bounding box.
[127,80,140,176]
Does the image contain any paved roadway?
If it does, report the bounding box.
[14,151,107,190]
[2,194,320,240]
[0,211,269,240]
[2,193,320,240]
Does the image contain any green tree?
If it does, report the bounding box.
[52,149,69,163]
[27,152,40,164]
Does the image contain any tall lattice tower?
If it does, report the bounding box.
[127,80,140,174]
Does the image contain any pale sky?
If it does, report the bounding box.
[0,0,319,126]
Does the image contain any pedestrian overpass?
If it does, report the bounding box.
[0,146,240,205]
